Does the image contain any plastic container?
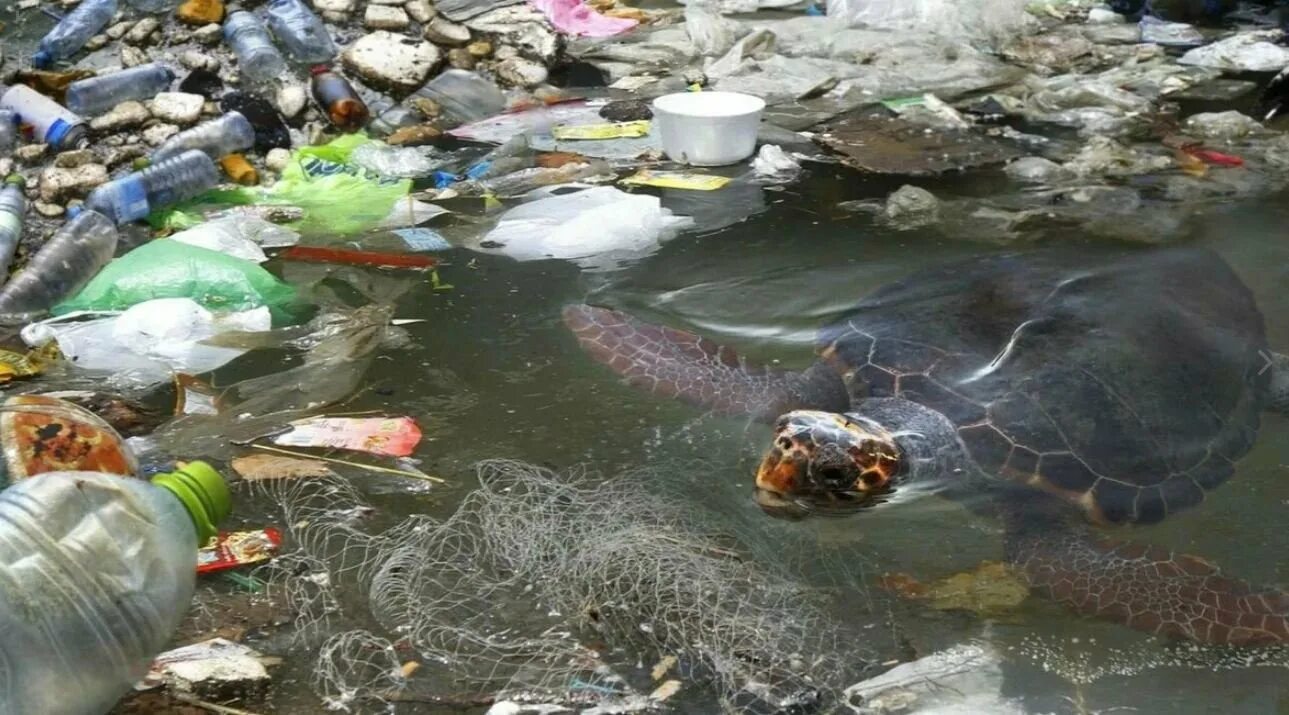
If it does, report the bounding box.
[83,150,221,225]
[264,0,338,65]
[0,394,137,485]
[0,176,24,282]
[32,0,118,69]
[0,85,88,151]
[65,63,176,117]
[125,0,179,12]
[310,69,370,133]
[0,209,118,316]
[152,111,256,162]
[0,109,17,151]
[651,91,764,166]
[224,11,289,86]
[0,463,230,715]
[405,69,506,128]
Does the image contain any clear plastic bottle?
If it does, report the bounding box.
[125,0,179,13]
[0,209,117,316]
[0,85,88,151]
[65,63,175,117]
[152,111,256,162]
[404,69,507,128]
[0,463,230,715]
[0,109,17,151]
[264,0,338,65]
[83,150,220,225]
[32,0,119,69]
[0,176,25,281]
[310,68,369,133]
[224,11,289,86]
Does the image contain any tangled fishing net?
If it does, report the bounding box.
[256,458,888,712]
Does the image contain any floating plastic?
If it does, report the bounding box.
[224,11,289,86]
[83,150,221,225]
[272,415,423,457]
[153,112,257,162]
[65,63,176,117]
[32,0,118,68]
[264,0,339,65]
[0,209,117,317]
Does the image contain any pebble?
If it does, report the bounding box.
[39,164,108,203]
[85,34,109,51]
[143,124,181,146]
[387,124,442,146]
[14,145,49,166]
[265,148,292,173]
[150,92,205,124]
[177,0,225,25]
[180,50,217,71]
[343,31,440,91]
[322,10,349,22]
[1086,8,1123,23]
[275,83,308,118]
[494,44,519,60]
[54,149,96,169]
[447,48,476,69]
[121,45,148,67]
[495,57,548,88]
[425,16,471,46]
[105,20,136,40]
[0,159,11,179]
[366,5,410,29]
[90,101,151,132]
[368,0,405,5]
[17,0,39,9]
[313,0,357,13]
[193,23,224,44]
[405,0,435,23]
[467,40,493,57]
[103,144,148,169]
[125,17,161,46]
[34,202,65,218]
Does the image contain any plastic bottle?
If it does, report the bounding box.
[223,11,289,86]
[125,0,179,13]
[0,85,89,151]
[310,68,370,133]
[32,0,118,69]
[0,209,118,316]
[65,63,175,117]
[152,111,256,162]
[0,463,230,715]
[264,0,339,65]
[0,176,25,281]
[0,109,17,151]
[404,69,507,128]
[83,150,221,225]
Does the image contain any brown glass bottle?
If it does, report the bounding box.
[310,67,370,133]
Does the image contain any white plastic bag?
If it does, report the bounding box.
[825,0,1028,43]
[478,187,692,270]
[168,216,301,263]
[686,1,742,57]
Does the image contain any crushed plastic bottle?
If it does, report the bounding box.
[83,150,221,225]
[0,85,88,151]
[224,11,289,86]
[264,0,338,65]
[65,63,176,117]
[152,111,256,162]
[310,68,370,133]
[0,209,118,317]
[401,69,506,128]
[0,109,16,151]
[0,463,230,715]
[0,176,25,282]
[31,0,118,68]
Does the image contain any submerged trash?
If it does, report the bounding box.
[819,109,1021,175]
[198,527,284,574]
[142,638,274,701]
[271,415,423,457]
[153,112,257,162]
[0,176,25,280]
[844,642,1021,714]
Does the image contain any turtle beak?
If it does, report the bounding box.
[755,449,809,520]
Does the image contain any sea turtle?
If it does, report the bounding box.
[563,246,1289,645]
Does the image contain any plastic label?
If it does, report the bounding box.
[621,171,731,191]
[197,528,283,574]
[551,121,651,140]
[393,227,452,252]
[272,415,422,457]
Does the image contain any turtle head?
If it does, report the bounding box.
[755,410,902,519]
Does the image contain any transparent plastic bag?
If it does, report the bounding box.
[824,0,1028,43]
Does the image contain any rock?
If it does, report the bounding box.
[14,144,49,165]
[177,0,225,25]
[387,124,442,145]
[275,82,308,118]
[120,46,148,67]
[91,99,151,133]
[193,23,224,44]
[425,16,471,46]
[600,99,652,122]
[494,44,518,60]
[34,202,65,218]
[447,48,476,69]
[466,6,557,63]
[180,50,216,71]
[54,149,96,168]
[150,92,205,125]
[105,20,136,40]
[145,639,272,702]
[369,0,404,4]
[39,164,108,203]
[313,0,356,13]
[321,10,348,21]
[883,185,940,230]
[143,124,181,146]
[406,0,435,23]
[467,40,492,57]
[343,31,440,92]
[265,148,292,172]
[495,57,547,88]
[103,144,149,169]
[84,34,109,51]
[0,159,11,178]
[365,4,410,29]
[125,17,161,46]
[1086,7,1122,23]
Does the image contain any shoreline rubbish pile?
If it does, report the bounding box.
[2,0,1289,710]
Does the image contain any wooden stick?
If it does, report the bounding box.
[250,444,446,484]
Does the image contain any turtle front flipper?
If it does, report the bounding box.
[563,305,849,420]
[1005,511,1289,645]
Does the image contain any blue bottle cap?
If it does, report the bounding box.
[32,50,52,69]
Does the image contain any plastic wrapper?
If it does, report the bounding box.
[197,528,283,574]
[824,0,1029,44]
[844,643,1021,714]
[350,142,449,179]
[167,216,300,263]
[685,0,741,57]
[272,416,422,457]
[529,0,637,37]
[1178,30,1289,72]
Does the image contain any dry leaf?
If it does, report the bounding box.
[232,454,336,481]
[650,680,681,702]
[650,654,677,681]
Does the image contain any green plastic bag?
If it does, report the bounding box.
[53,240,301,324]
[155,135,414,235]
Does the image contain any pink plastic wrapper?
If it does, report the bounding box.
[272,416,423,457]
[529,0,637,37]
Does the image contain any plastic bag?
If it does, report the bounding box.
[824,0,1028,43]
[686,1,741,57]
[54,240,300,323]
[168,217,300,265]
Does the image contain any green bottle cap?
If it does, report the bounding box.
[151,461,232,544]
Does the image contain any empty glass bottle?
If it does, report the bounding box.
[224,11,289,86]
[84,150,221,225]
[65,63,175,117]
[32,0,118,68]
[310,68,369,133]
[152,112,256,162]
[264,0,338,65]
[0,85,88,151]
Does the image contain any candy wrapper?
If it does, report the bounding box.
[271,416,422,457]
[197,528,283,575]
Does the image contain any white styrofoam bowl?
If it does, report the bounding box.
[651,91,766,167]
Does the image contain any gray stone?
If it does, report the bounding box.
[150,92,205,125]
[125,17,161,45]
[493,44,518,60]
[322,10,348,21]
[447,48,476,69]
[106,20,136,40]
[179,50,216,71]
[90,101,151,132]
[883,185,940,230]
[14,144,48,165]
[121,45,148,67]
[54,149,96,168]
[425,16,470,45]
[265,148,292,173]
[0,159,11,179]
[313,0,356,12]
[39,164,109,203]
[342,31,440,91]
[494,57,547,88]
[34,202,65,218]
[193,23,224,44]
[275,83,308,118]
[406,0,435,23]
[85,34,109,51]
[143,124,181,146]
[366,4,411,29]
[466,6,557,62]
[104,144,148,169]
